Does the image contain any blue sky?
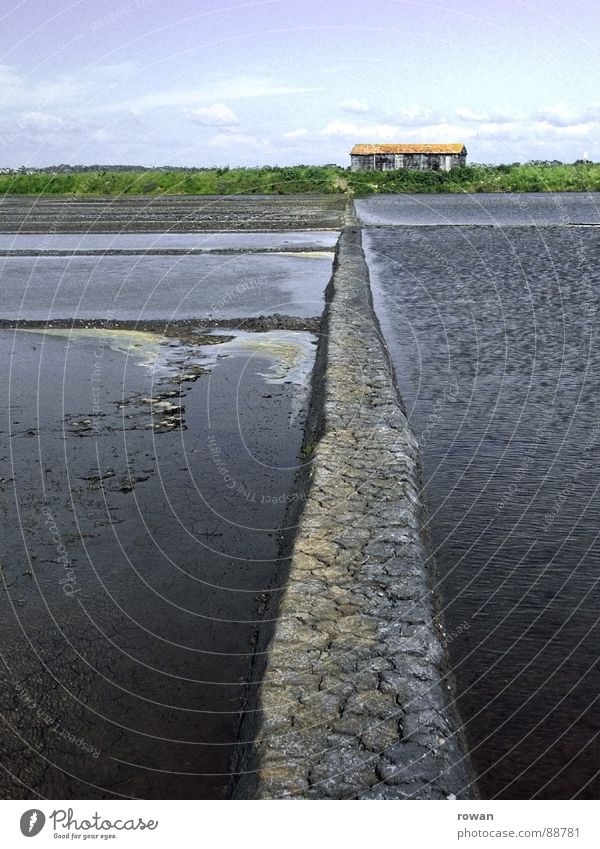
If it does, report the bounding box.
[0,0,598,167]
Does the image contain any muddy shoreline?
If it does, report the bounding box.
[0,315,321,335]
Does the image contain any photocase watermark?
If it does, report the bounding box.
[419,378,459,448]
[41,506,80,597]
[20,809,46,837]
[439,619,471,649]
[90,316,117,425]
[495,405,555,513]
[89,0,156,31]
[402,226,475,308]
[206,435,306,505]
[541,418,600,531]
[14,683,100,760]
[19,807,158,837]
[513,191,597,331]
[209,275,268,314]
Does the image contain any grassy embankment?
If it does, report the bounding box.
[1,163,599,196]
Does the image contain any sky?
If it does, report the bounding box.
[0,0,598,167]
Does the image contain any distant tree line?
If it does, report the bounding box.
[1,162,599,194]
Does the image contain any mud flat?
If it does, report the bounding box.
[236,214,475,800]
[0,324,321,799]
[0,216,337,799]
[0,195,345,233]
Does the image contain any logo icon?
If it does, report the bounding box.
[20,810,46,837]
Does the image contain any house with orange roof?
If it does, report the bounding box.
[350,143,467,172]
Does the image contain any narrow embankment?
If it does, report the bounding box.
[235,207,476,800]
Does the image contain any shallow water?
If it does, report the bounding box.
[0,231,338,252]
[0,327,315,798]
[0,221,334,798]
[362,198,600,799]
[0,252,332,321]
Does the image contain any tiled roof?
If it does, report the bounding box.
[350,143,466,155]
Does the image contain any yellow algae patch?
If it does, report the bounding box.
[271,250,334,260]
[19,327,168,369]
[204,330,314,385]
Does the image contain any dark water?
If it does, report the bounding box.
[0,327,315,798]
[356,192,600,226]
[361,198,600,799]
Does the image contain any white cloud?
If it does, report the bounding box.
[386,105,441,126]
[283,128,309,139]
[93,62,139,79]
[0,64,88,111]
[474,122,525,141]
[188,103,238,126]
[534,104,600,136]
[321,107,600,155]
[0,63,22,89]
[340,99,369,114]
[322,119,474,142]
[456,107,526,124]
[111,77,313,114]
[535,104,577,127]
[473,118,598,144]
[456,107,490,122]
[1,58,597,168]
[542,122,595,137]
[207,131,271,151]
[583,104,600,122]
[323,121,400,139]
[90,128,111,143]
[35,78,87,107]
[18,111,65,131]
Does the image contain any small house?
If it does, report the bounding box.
[350,143,467,172]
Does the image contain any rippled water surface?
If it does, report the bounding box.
[362,196,600,798]
[356,192,600,226]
